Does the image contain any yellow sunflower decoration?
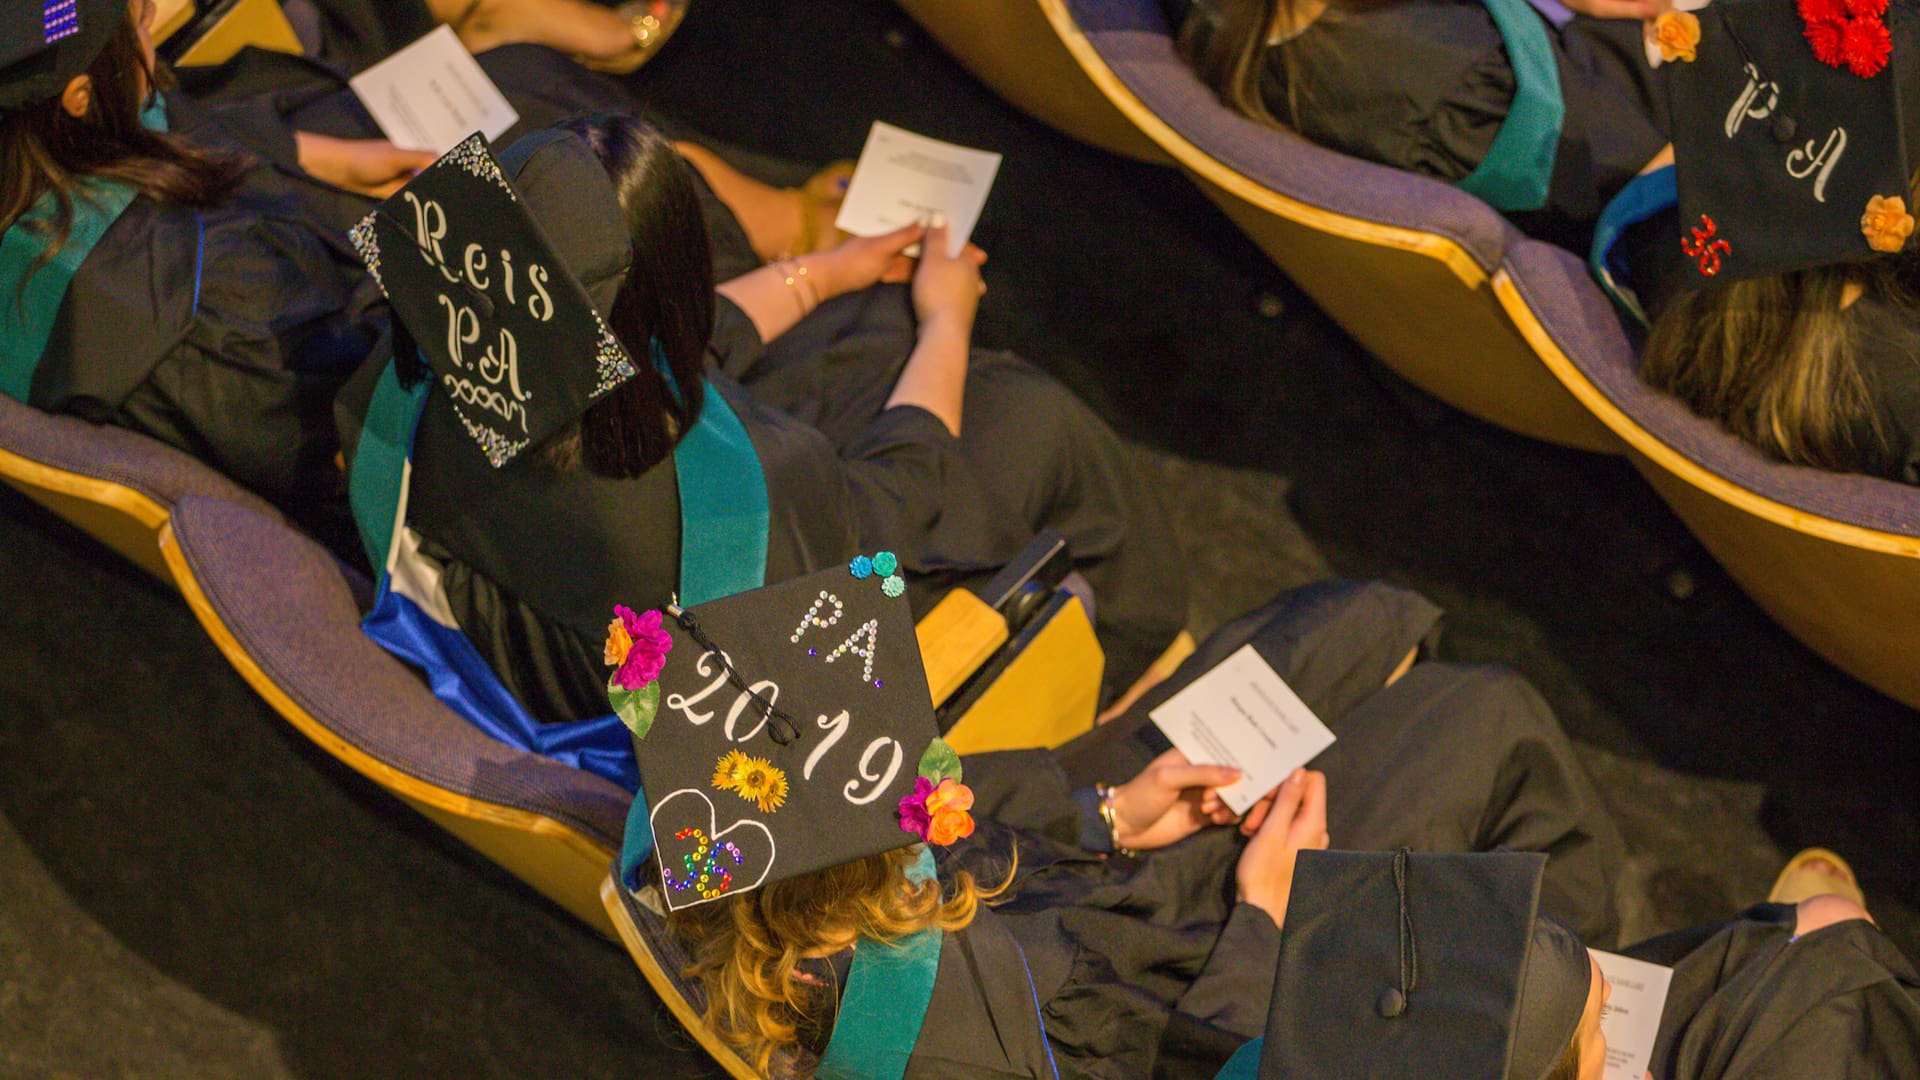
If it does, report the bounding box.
[712,750,789,814]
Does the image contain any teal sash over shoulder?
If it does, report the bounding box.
[0,96,169,402]
[814,847,945,1080]
[1455,0,1565,213]
[0,180,137,402]
[1213,1037,1264,1080]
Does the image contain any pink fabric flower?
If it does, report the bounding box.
[898,776,936,838]
[612,605,673,690]
[897,777,975,844]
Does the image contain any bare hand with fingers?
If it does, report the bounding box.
[1235,768,1330,924]
[1106,748,1246,852]
[912,214,989,337]
[294,133,438,198]
[816,223,926,298]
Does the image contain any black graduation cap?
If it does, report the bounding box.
[1256,850,1593,1080]
[608,557,960,913]
[348,130,640,468]
[0,0,125,114]
[1666,0,1916,283]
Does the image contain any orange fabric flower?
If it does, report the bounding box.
[1862,194,1915,253]
[604,618,634,667]
[923,779,976,846]
[1651,11,1701,62]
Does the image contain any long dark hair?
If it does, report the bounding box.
[1179,0,1290,125]
[537,113,714,479]
[1180,0,1374,129]
[0,18,242,258]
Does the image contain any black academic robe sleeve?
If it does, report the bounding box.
[707,296,960,557]
[1645,906,1920,1079]
[904,909,1062,1079]
[31,186,372,550]
[1171,904,1284,1038]
[1248,0,1667,246]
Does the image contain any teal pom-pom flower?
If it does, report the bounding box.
[882,575,906,598]
[849,555,874,579]
[873,551,899,576]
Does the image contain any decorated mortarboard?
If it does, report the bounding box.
[1663,0,1916,284]
[1254,850,1592,1080]
[1,0,127,114]
[603,553,972,913]
[348,130,640,468]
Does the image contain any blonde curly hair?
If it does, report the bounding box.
[668,845,1009,1076]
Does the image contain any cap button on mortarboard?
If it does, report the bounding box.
[1376,987,1407,1019]
[1771,114,1796,142]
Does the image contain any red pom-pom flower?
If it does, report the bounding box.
[1801,0,1893,78]
[1804,16,1847,63]
[1799,0,1849,23]
[1840,14,1893,76]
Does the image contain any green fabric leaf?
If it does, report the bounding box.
[917,737,962,784]
[610,681,661,740]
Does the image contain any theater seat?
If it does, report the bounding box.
[602,874,760,1080]
[1498,242,1920,709]
[161,495,634,932]
[0,395,281,584]
[894,0,1621,453]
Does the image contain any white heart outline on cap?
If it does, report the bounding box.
[649,788,776,911]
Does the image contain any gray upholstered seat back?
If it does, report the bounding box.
[0,394,280,517]
[165,495,631,848]
[1506,242,1920,533]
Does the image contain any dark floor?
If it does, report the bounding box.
[2,0,1918,1075]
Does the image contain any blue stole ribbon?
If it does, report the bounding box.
[346,349,770,803]
[1456,0,1566,213]
[814,847,946,1080]
[0,95,169,402]
[1588,164,1677,329]
[1213,1038,1264,1080]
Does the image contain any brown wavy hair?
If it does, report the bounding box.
[0,15,242,266]
[668,845,1010,1076]
[1176,0,1363,130]
[1641,171,1920,473]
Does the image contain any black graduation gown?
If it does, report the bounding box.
[705,277,1190,699]
[1628,904,1920,1079]
[12,94,380,549]
[333,299,950,723]
[861,580,1625,1079]
[1180,0,1670,248]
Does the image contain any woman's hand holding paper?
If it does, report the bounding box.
[1235,768,1331,924]
[1107,748,1245,852]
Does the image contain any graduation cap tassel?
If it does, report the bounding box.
[1376,847,1420,1019]
[665,604,806,745]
